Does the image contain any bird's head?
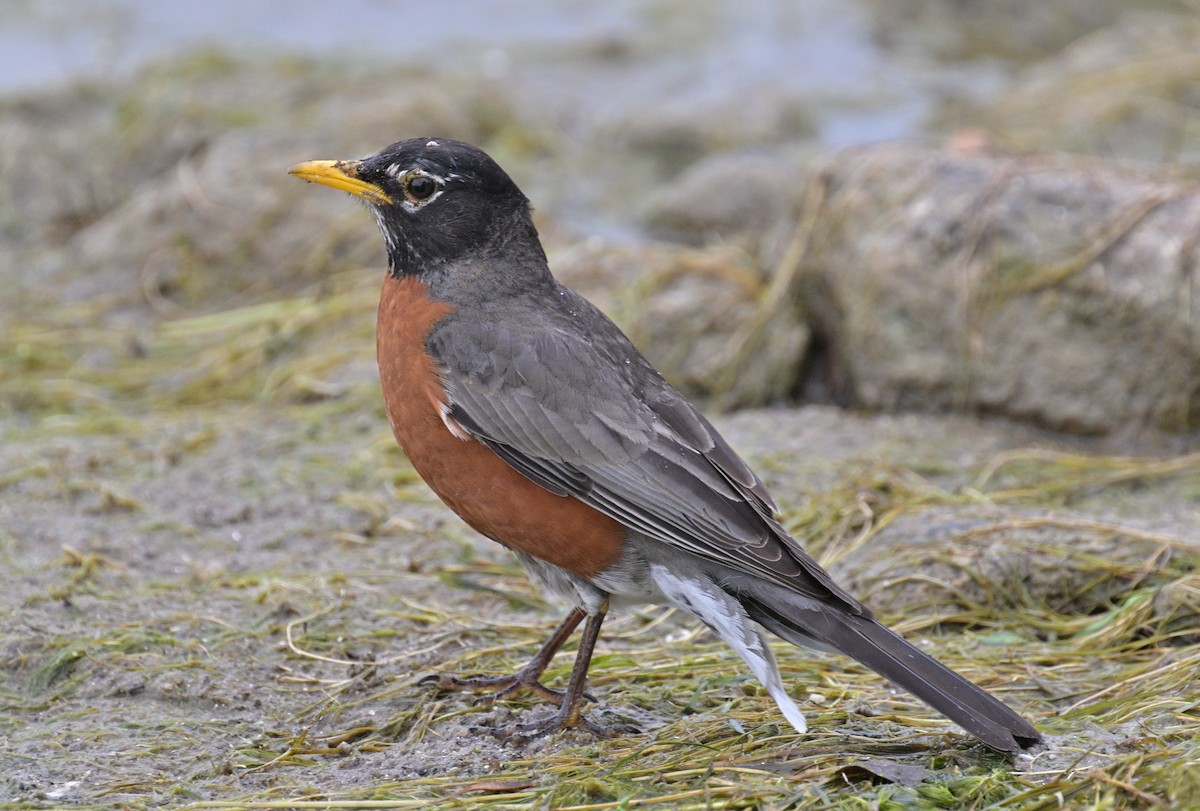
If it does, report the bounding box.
[289,138,541,278]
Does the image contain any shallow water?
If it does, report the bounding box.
[1,0,998,147]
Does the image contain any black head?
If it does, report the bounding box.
[290,138,544,279]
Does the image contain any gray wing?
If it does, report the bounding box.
[427,291,868,616]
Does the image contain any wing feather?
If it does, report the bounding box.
[426,290,867,615]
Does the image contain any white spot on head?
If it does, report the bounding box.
[426,140,440,148]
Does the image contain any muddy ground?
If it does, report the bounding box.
[4,397,1199,808]
[3,3,1200,809]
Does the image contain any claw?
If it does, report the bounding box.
[418,604,625,743]
[421,670,569,706]
[488,709,636,744]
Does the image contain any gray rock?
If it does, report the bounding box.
[551,239,810,407]
[642,147,807,242]
[796,143,1200,435]
[863,0,1168,61]
[610,84,817,176]
[936,12,1200,164]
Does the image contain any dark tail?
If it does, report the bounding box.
[744,597,1042,754]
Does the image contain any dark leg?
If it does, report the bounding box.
[491,598,635,742]
[421,606,586,706]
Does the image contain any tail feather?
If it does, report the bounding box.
[745,597,1041,754]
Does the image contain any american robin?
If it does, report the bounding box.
[288,138,1042,753]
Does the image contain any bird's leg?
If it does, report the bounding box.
[491,598,635,742]
[421,606,586,706]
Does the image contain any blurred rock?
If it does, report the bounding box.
[938,12,1200,165]
[2,52,534,325]
[642,147,806,242]
[797,143,1200,435]
[552,239,809,406]
[611,85,817,176]
[864,0,1193,63]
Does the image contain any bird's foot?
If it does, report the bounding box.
[420,669,593,707]
[482,704,638,744]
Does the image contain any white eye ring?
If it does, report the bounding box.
[404,173,439,202]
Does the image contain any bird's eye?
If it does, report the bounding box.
[404,174,439,202]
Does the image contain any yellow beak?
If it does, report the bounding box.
[287,159,393,205]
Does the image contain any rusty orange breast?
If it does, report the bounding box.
[375,274,626,579]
